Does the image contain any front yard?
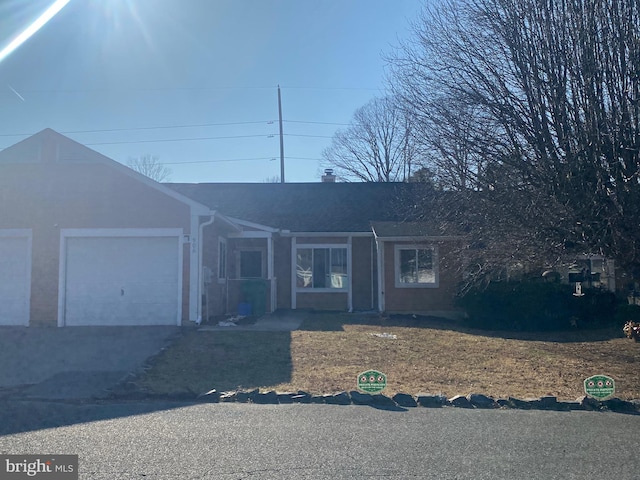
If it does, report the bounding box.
[137,312,640,400]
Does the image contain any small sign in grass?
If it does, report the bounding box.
[358,370,387,393]
[584,374,615,399]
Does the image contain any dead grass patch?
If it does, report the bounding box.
[138,313,640,400]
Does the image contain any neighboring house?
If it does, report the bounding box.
[0,130,464,327]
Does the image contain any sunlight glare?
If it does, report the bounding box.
[0,0,71,64]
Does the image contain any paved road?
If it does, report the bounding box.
[0,401,638,479]
[0,326,179,399]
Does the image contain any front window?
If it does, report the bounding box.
[395,246,437,287]
[297,247,347,290]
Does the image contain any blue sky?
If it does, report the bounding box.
[0,0,423,183]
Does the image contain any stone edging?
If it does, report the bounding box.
[171,389,639,414]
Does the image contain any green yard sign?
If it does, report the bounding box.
[584,375,615,400]
[357,370,387,393]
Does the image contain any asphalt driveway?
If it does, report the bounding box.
[0,326,180,400]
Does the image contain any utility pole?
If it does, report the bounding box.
[278,85,285,183]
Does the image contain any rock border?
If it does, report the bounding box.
[186,389,640,415]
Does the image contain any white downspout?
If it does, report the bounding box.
[375,236,385,313]
[197,212,216,325]
[347,235,353,312]
[370,237,375,311]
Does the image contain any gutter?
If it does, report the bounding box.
[197,212,216,325]
[279,231,373,237]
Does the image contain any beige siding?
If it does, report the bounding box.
[0,162,192,326]
[382,240,461,313]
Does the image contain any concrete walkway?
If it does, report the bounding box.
[198,311,306,332]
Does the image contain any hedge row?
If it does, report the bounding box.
[456,281,626,331]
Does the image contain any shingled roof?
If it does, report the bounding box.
[166,182,432,233]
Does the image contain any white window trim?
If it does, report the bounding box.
[295,243,350,293]
[217,237,227,283]
[394,244,439,289]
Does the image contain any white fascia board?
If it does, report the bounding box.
[225,217,279,233]
[228,231,273,239]
[280,231,373,237]
[213,212,243,232]
[60,228,184,237]
[372,223,464,242]
[374,235,463,242]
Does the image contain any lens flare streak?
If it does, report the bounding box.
[0,0,71,64]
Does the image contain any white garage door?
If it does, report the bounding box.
[62,234,181,326]
[0,233,31,326]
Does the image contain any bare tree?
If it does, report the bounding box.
[389,0,640,278]
[127,154,172,182]
[322,96,418,182]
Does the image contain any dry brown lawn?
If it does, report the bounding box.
[138,312,640,401]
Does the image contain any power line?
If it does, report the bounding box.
[280,86,380,91]
[0,119,347,139]
[9,85,380,94]
[284,133,334,139]
[159,157,275,165]
[11,86,279,94]
[85,134,276,146]
[152,156,320,166]
[0,133,329,151]
[284,120,352,126]
[67,121,274,135]
[0,121,275,138]
[0,120,340,150]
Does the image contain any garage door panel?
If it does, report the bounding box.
[65,302,177,326]
[63,235,180,326]
[0,235,30,326]
[66,237,178,278]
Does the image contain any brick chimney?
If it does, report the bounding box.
[322,168,336,183]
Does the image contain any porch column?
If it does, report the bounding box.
[267,234,276,312]
[189,214,200,322]
[347,235,353,312]
[267,234,274,279]
[376,238,385,312]
[291,236,297,309]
